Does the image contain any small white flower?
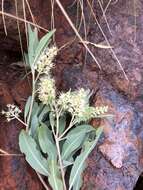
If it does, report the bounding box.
[2,104,21,122]
[35,46,58,74]
[58,88,90,116]
[38,77,56,104]
[58,88,108,122]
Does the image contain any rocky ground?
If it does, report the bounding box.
[0,0,143,190]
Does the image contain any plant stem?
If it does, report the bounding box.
[36,172,50,190]
[55,104,59,136]
[55,137,67,190]
[54,108,67,190]
[26,71,35,131]
[59,115,75,139]
[11,112,27,127]
[14,115,28,127]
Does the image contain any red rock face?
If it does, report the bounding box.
[0,0,74,51]
[0,0,143,190]
[88,0,143,100]
[0,120,43,190]
[81,82,142,190]
[0,56,43,189]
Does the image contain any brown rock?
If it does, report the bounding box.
[88,0,143,100]
[0,119,43,190]
[82,82,142,190]
[0,0,75,51]
[0,58,43,189]
[11,76,31,110]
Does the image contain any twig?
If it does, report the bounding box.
[36,172,50,190]
[11,113,28,127]
[0,149,22,156]
[2,0,7,35]
[86,0,128,80]
[22,0,28,48]
[0,11,48,32]
[55,0,101,69]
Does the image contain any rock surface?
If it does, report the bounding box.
[0,0,74,51]
[82,82,143,190]
[0,0,143,190]
[88,0,143,100]
[0,53,43,189]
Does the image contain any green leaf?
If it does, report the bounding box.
[61,125,95,161]
[65,124,95,139]
[24,53,29,67]
[49,112,55,128]
[63,160,73,168]
[69,127,103,190]
[38,105,50,122]
[24,96,32,121]
[30,114,39,136]
[31,102,39,116]
[72,162,86,190]
[48,159,63,190]
[28,24,39,68]
[61,132,85,161]
[33,27,39,50]
[19,130,49,176]
[38,124,57,158]
[59,115,66,135]
[34,29,56,63]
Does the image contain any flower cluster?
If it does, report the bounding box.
[94,106,108,115]
[58,89,109,122]
[1,104,21,122]
[35,46,58,74]
[38,77,56,104]
[58,89,93,121]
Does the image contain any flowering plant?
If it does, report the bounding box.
[2,25,108,190]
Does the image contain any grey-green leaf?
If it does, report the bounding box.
[61,125,95,161]
[30,114,39,136]
[19,130,49,176]
[38,124,57,158]
[49,112,55,128]
[48,159,63,190]
[63,160,73,168]
[65,124,95,139]
[38,105,50,122]
[31,102,39,116]
[73,162,86,190]
[24,96,32,121]
[69,127,103,190]
[61,132,85,161]
[35,29,56,63]
[24,52,29,67]
[28,24,39,67]
[59,115,66,135]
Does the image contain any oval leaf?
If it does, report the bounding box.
[34,29,56,63]
[69,127,103,190]
[61,133,85,161]
[48,159,63,190]
[65,124,95,139]
[19,129,49,176]
[62,125,95,161]
[38,124,57,158]
[28,24,39,67]
[59,115,66,135]
[24,96,32,121]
